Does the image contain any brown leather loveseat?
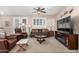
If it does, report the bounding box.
[30,29,49,37]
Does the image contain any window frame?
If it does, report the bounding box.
[32,17,47,26]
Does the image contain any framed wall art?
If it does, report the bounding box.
[5,21,10,27]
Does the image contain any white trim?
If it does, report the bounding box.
[13,17,28,33]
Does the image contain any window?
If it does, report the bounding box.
[33,19,36,25]
[40,19,42,25]
[37,19,39,25]
[15,19,19,28]
[13,17,28,33]
[33,18,46,26]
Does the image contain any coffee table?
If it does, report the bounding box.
[16,39,29,51]
[35,35,47,44]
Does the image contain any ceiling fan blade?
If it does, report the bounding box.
[37,7,41,11]
[41,8,45,10]
[41,11,46,13]
[33,8,37,10]
[33,7,46,14]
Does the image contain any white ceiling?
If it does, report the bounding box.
[0,6,66,16]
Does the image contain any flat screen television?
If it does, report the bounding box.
[57,16,73,34]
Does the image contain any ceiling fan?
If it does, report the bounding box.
[32,7,46,15]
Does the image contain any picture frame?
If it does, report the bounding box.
[5,21,9,27]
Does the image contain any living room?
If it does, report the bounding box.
[0,6,79,53]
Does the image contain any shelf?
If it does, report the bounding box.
[55,31,78,50]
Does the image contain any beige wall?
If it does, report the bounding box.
[1,6,79,35]
[0,16,13,35]
[0,15,57,35]
[28,15,57,31]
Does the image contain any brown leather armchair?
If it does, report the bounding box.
[15,28,27,39]
[0,35,17,53]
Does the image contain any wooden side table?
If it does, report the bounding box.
[48,31,54,37]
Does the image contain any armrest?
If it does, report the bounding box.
[6,35,17,39]
[0,39,8,52]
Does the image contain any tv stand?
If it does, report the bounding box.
[55,16,78,50]
[55,31,78,50]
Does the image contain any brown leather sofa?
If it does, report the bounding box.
[0,35,17,53]
[0,33,27,53]
[30,29,49,37]
[0,28,28,53]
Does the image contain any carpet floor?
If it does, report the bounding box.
[10,37,79,53]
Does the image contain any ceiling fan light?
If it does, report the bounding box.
[37,11,41,15]
[37,11,41,14]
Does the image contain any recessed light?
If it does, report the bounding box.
[0,11,4,15]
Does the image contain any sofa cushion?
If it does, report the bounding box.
[7,39,17,50]
[42,29,48,32]
[30,29,49,37]
[32,29,38,32]
[7,39,17,44]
